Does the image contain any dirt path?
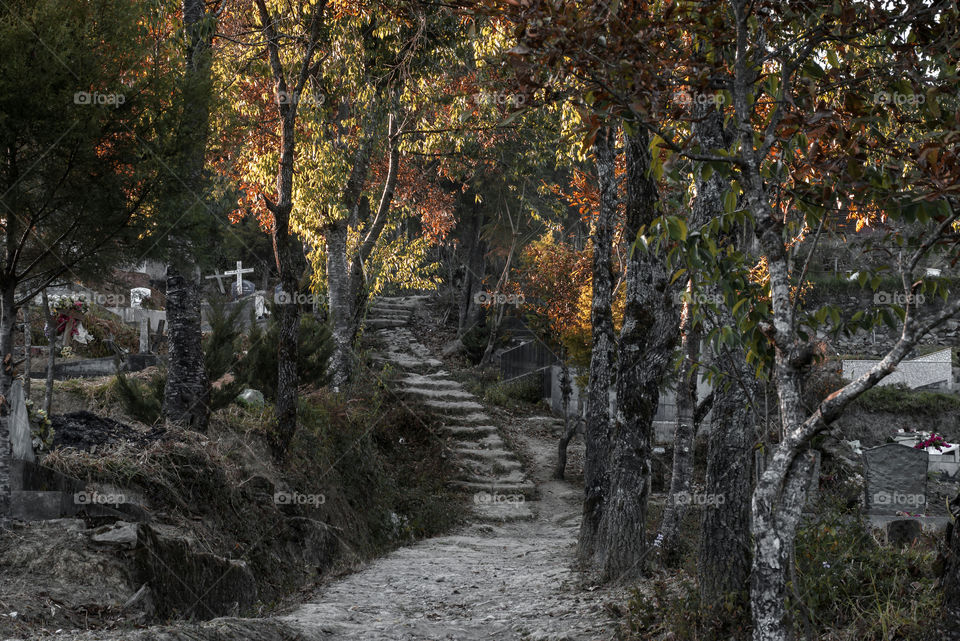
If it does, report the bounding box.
[273,297,621,640]
[55,297,623,641]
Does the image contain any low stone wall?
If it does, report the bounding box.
[29,353,159,380]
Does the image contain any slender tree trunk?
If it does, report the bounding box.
[654,295,698,565]
[577,126,617,566]
[325,219,352,388]
[21,310,30,400]
[41,289,55,416]
[597,125,677,581]
[161,0,213,431]
[458,211,485,335]
[0,282,16,516]
[554,360,575,480]
[163,267,209,430]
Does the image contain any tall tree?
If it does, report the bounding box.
[0,0,174,514]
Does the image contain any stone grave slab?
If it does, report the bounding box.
[9,379,34,462]
[863,443,928,515]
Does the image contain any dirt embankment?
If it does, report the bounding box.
[1,376,462,640]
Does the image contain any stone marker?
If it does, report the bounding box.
[9,380,34,462]
[862,443,928,515]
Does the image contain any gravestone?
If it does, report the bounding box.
[862,443,928,515]
[231,279,256,300]
[9,380,34,462]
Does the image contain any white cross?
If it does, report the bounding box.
[205,270,230,294]
[224,261,255,294]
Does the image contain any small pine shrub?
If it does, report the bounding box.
[112,370,164,425]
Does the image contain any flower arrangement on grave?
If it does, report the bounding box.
[915,433,949,452]
[51,296,89,338]
[24,397,54,451]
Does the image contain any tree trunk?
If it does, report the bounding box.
[597,125,677,581]
[325,219,352,388]
[163,267,209,430]
[41,289,55,416]
[553,360,575,480]
[698,367,754,609]
[654,296,698,565]
[0,282,16,516]
[941,493,960,641]
[577,126,618,567]
[458,211,486,335]
[22,312,30,400]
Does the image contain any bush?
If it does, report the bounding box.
[792,504,940,640]
[852,384,960,418]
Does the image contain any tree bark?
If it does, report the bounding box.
[596,125,677,582]
[41,289,55,416]
[553,360,575,480]
[577,126,618,567]
[325,219,352,388]
[698,364,754,609]
[941,492,960,641]
[0,283,16,517]
[654,294,698,565]
[163,267,209,430]
[255,0,323,457]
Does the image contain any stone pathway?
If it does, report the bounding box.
[53,295,621,641]
[269,296,617,639]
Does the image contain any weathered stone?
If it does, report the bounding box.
[862,443,928,515]
[92,521,139,548]
[9,380,34,462]
[887,519,922,547]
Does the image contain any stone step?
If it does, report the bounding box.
[397,375,463,390]
[370,353,442,372]
[442,425,499,438]
[472,501,535,523]
[453,434,507,450]
[364,318,407,330]
[423,400,485,413]
[400,386,475,401]
[439,412,492,424]
[451,480,537,499]
[454,447,519,462]
[455,468,528,485]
